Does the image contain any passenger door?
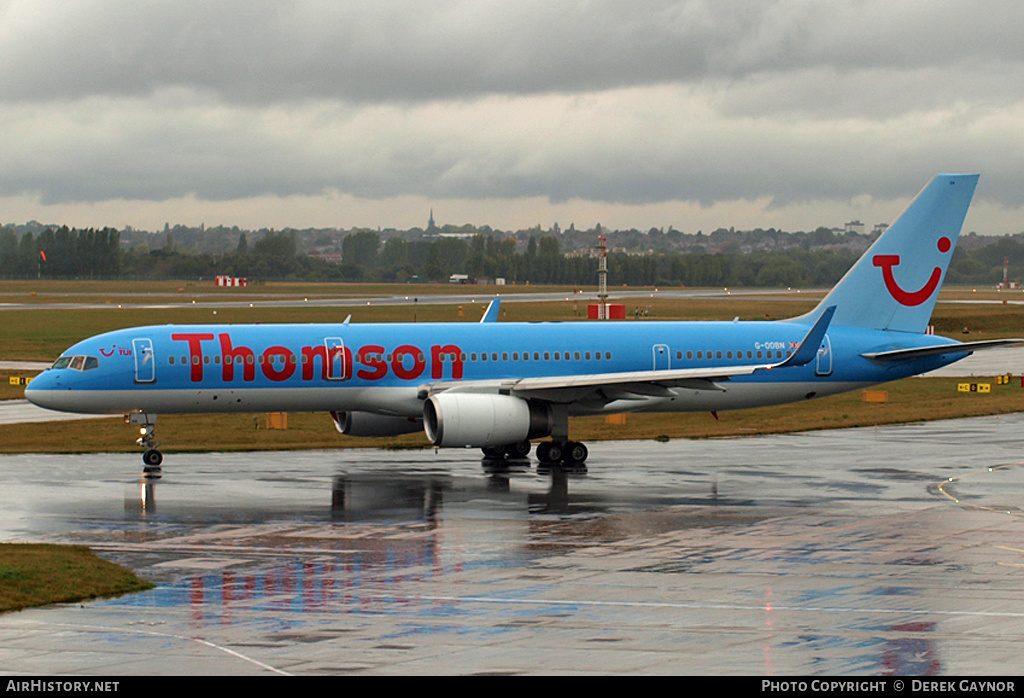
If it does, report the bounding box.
[133,338,155,383]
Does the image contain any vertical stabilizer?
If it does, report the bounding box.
[804,174,978,333]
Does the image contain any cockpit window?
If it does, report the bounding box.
[51,355,99,371]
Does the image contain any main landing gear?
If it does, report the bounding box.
[480,439,589,467]
[534,405,588,466]
[482,405,589,467]
[481,439,532,461]
[535,440,588,466]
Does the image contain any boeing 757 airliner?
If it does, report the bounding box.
[25,174,1019,474]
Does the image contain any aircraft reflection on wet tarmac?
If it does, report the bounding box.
[3,416,1024,675]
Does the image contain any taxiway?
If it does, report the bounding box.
[1,415,1023,675]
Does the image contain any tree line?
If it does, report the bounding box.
[2,224,1023,288]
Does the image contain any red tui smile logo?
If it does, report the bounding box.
[872,237,951,306]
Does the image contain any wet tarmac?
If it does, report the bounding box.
[1,415,1024,675]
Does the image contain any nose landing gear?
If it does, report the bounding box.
[128,414,162,477]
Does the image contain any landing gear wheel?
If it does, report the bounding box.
[142,448,163,478]
[564,441,588,464]
[504,440,532,459]
[536,441,563,465]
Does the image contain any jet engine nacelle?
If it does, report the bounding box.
[331,410,423,437]
[423,392,552,447]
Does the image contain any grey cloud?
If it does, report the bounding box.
[3,0,1022,104]
[2,0,1024,225]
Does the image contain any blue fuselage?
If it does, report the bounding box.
[25,319,965,417]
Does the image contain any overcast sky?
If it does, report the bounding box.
[2,0,1023,235]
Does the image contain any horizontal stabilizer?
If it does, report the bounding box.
[862,338,1024,363]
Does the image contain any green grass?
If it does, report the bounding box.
[0,544,153,613]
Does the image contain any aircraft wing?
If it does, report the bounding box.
[861,338,1024,363]
[431,307,837,405]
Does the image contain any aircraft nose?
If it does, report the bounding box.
[24,371,66,410]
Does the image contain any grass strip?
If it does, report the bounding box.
[0,543,154,613]
[1,376,1022,454]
